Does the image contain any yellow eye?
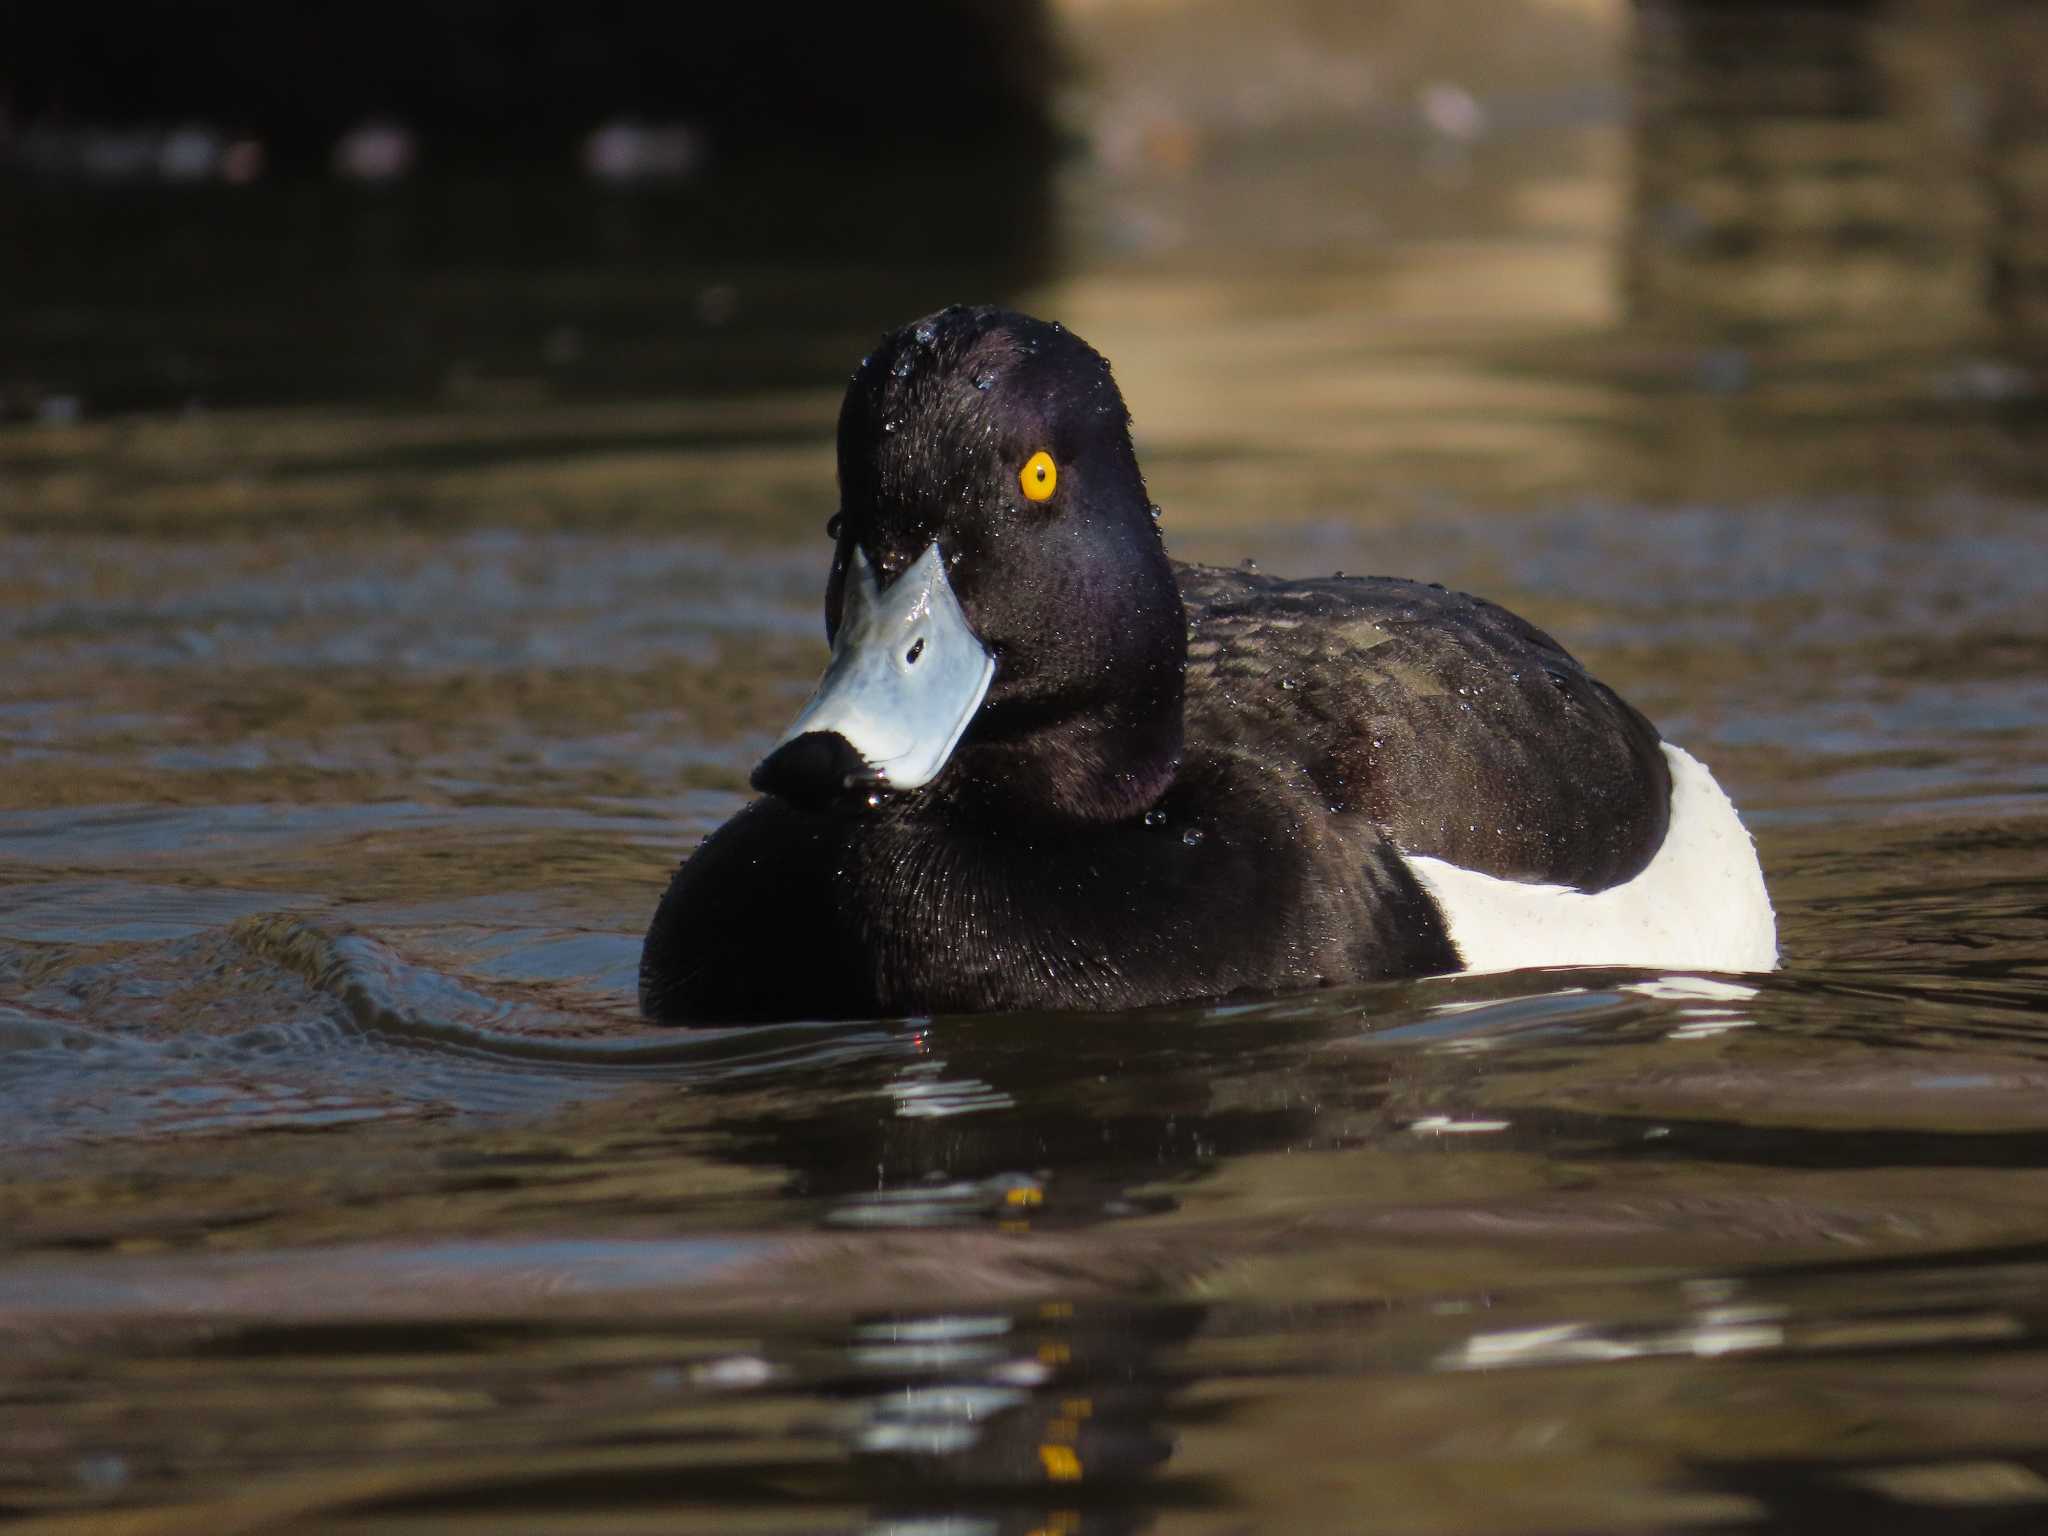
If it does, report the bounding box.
[1020,450,1058,502]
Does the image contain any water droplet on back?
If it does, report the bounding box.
[892,357,914,379]
[974,370,996,391]
[1143,808,1166,826]
[1182,827,1205,847]
[1149,503,1163,520]
[882,419,898,433]
[913,323,936,345]
[1240,557,1259,573]
[1280,676,1299,690]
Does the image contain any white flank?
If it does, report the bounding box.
[1404,743,1778,974]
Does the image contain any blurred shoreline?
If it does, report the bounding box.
[3,0,2043,512]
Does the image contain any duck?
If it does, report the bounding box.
[640,305,1776,1024]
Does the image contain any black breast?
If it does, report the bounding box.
[1176,565,1670,892]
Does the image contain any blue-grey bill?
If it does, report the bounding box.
[766,542,995,791]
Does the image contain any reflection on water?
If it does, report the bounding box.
[3,2,2048,1532]
[1632,0,2048,339]
[1620,0,2048,503]
[9,975,2048,1531]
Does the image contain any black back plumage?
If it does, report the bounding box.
[1178,566,1670,892]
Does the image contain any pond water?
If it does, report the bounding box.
[4,17,2048,1533]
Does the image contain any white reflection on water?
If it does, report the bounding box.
[852,1384,1031,1456]
[1626,974,1761,1039]
[1407,1115,1513,1134]
[884,1058,1018,1119]
[1440,1314,1785,1371]
[827,1172,1047,1230]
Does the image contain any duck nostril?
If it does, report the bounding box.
[905,637,925,666]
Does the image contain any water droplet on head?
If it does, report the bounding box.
[1149,503,1163,521]
[914,323,936,345]
[1143,808,1167,826]
[892,357,915,379]
[974,370,996,391]
[882,419,898,433]
[1240,557,1259,573]
[1280,676,1299,690]
[826,512,844,539]
[1182,828,1205,847]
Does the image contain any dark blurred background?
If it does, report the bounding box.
[3,0,2045,495]
[2,3,1067,417]
[6,3,1058,170]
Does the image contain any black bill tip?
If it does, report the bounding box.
[751,730,889,812]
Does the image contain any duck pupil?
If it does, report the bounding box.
[906,638,925,665]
